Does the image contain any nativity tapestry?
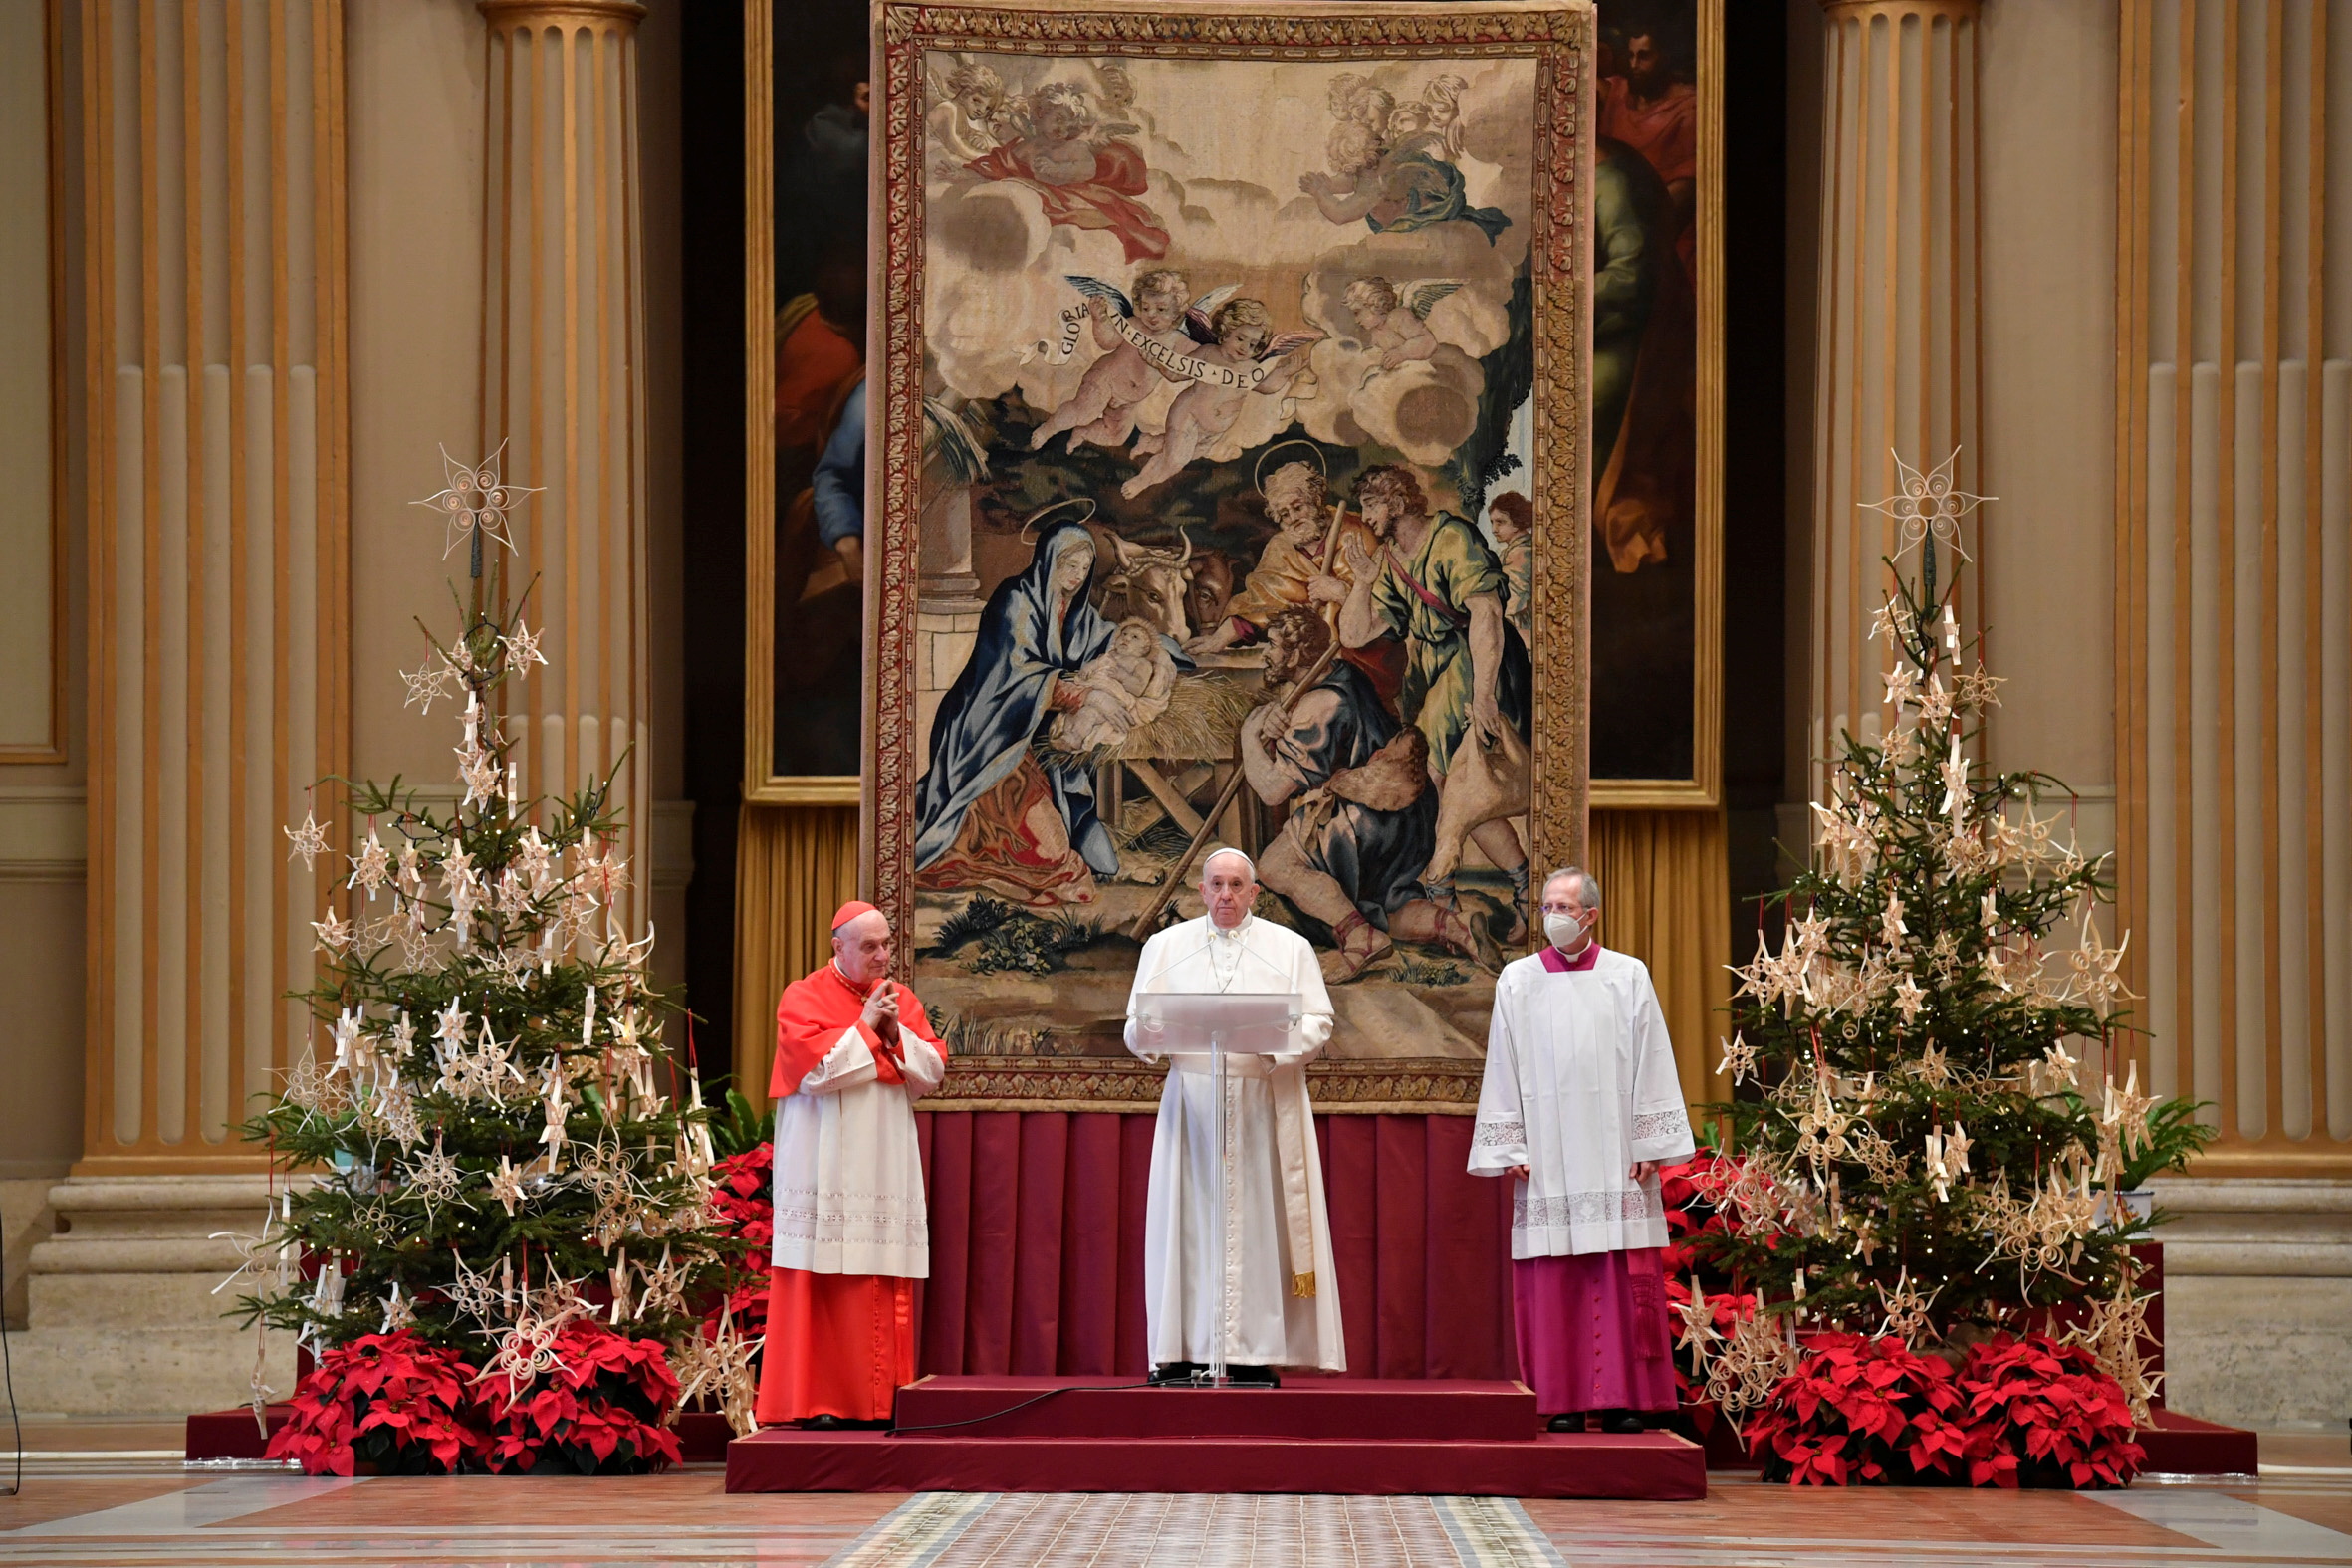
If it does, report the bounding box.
[866,0,1595,1112]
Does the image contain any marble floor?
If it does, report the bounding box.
[0,1424,2346,1568]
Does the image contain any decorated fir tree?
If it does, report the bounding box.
[1677,456,2185,1447]
[223,452,757,1472]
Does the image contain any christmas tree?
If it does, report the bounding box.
[224,451,751,1468]
[1680,455,2171,1431]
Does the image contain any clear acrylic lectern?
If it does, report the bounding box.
[1132,990,1300,1388]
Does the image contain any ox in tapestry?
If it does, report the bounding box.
[873,9,1593,1109]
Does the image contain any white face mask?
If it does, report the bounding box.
[1543,910,1591,950]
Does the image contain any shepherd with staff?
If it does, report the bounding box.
[1181,446,1405,708]
[1127,450,1365,943]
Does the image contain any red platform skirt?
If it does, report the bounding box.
[1512,1247,1677,1415]
[754,1266,917,1425]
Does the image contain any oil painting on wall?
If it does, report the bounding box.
[1587,0,1719,801]
[866,0,1595,1111]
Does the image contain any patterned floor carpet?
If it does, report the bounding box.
[3,1427,2348,1568]
[830,1492,1564,1568]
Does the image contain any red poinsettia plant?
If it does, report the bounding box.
[1956,1333,2145,1488]
[1745,1331,2146,1488]
[266,1331,489,1476]
[480,1319,684,1475]
[705,1142,774,1347]
[1745,1332,1970,1485]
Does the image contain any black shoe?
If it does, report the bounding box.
[1226,1365,1281,1388]
[802,1414,844,1431]
[1149,1361,1202,1386]
[1598,1409,1648,1435]
[1546,1412,1586,1433]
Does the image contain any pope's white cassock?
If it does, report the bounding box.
[1124,913,1346,1371]
[1470,942,1694,1415]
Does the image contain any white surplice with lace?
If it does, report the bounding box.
[770,1011,946,1278]
[1469,946,1696,1259]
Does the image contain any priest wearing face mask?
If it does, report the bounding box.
[1124,848,1345,1385]
[756,901,947,1430]
[1469,867,1693,1433]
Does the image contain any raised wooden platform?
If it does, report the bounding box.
[724,1375,1708,1498]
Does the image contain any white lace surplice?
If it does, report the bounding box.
[1123,915,1346,1370]
[1470,947,1696,1259]
[771,1024,946,1278]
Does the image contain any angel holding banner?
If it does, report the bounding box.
[1120,293,1322,499]
[1029,268,1192,452]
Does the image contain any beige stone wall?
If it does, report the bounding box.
[337,0,693,983]
[346,0,490,793]
[1977,0,2118,824]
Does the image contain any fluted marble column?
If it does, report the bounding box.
[1807,0,1982,788]
[74,0,351,1174]
[478,0,651,940]
[16,0,348,1416]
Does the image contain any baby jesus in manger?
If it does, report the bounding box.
[1048,617,1179,754]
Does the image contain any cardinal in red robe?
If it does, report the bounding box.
[754,901,947,1429]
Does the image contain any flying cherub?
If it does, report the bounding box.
[933,61,1013,164]
[1120,292,1321,499]
[1030,269,1192,451]
[1343,276,1463,370]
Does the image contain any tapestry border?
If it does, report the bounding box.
[929,1054,1484,1115]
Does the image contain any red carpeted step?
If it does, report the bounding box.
[725,1429,1708,1499]
[892,1375,1537,1441]
[2137,1408,2260,1475]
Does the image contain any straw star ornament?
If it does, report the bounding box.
[1861,448,1992,563]
[284,811,329,870]
[412,443,541,565]
[400,660,458,715]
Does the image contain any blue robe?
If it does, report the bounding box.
[1367,149,1512,245]
[914,521,1121,877]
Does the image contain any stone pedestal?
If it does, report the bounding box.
[915,485,988,770]
[2149,1176,2352,1430]
[9,1175,297,1417]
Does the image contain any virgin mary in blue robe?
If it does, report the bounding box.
[914,520,1122,896]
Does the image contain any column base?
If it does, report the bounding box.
[14,1174,300,1418]
[2150,1176,2352,1429]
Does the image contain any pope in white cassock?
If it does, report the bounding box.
[1124,848,1345,1385]
[1470,866,1694,1432]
